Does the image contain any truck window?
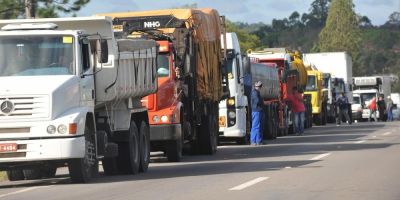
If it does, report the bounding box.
[353,96,361,104]
[81,43,90,72]
[360,93,376,106]
[227,58,233,79]
[0,35,74,76]
[157,53,170,77]
[236,57,241,83]
[306,75,317,91]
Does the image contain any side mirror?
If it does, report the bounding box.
[242,56,251,75]
[97,39,109,63]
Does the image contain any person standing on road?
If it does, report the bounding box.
[386,96,394,121]
[336,92,351,125]
[368,96,378,122]
[287,87,306,135]
[377,95,386,121]
[250,81,264,145]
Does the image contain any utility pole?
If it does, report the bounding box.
[25,0,35,18]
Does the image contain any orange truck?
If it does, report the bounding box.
[100,9,228,161]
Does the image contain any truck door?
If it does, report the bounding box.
[79,38,95,107]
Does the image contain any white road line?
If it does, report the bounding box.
[309,153,331,161]
[229,177,269,191]
[0,186,50,198]
[354,140,366,144]
[383,132,392,136]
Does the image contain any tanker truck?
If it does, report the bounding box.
[243,59,280,139]
[0,16,157,182]
[247,48,312,137]
[100,8,228,157]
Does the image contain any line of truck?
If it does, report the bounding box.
[0,7,372,183]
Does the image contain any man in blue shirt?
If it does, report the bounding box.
[251,81,264,145]
[336,92,351,125]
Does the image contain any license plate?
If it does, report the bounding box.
[219,116,226,127]
[0,143,17,153]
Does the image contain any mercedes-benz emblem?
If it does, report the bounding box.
[0,100,14,114]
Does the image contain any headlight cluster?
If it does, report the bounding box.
[227,98,235,106]
[153,115,172,123]
[46,123,76,134]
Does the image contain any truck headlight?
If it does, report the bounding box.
[161,115,168,122]
[57,124,67,134]
[153,115,159,123]
[227,98,235,106]
[47,125,56,134]
[228,111,236,118]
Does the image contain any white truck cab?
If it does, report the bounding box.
[218,33,248,144]
[0,17,157,182]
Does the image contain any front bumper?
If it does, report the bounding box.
[0,136,85,166]
[218,107,246,137]
[352,111,362,120]
[149,124,181,141]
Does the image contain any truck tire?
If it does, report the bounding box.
[7,169,24,181]
[117,122,140,174]
[322,105,327,125]
[198,113,218,155]
[23,168,42,180]
[41,166,57,178]
[166,138,183,162]
[102,157,118,175]
[237,109,250,145]
[68,120,97,183]
[139,121,150,171]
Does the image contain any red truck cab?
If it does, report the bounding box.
[142,40,183,161]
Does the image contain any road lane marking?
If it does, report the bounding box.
[0,186,50,198]
[229,177,269,191]
[354,140,366,144]
[372,136,377,138]
[309,153,331,161]
[383,132,392,136]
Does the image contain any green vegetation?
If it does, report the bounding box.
[318,0,361,60]
[0,0,90,18]
[226,0,400,92]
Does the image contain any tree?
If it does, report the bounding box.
[318,0,361,60]
[359,15,372,28]
[0,0,90,19]
[383,11,400,29]
[226,21,260,53]
[303,0,331,27]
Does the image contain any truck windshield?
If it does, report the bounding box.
[0,35,74,76]
[306,75,317,91]
[361,93,376,106]
[157,53,170,78]
[353,96,361,104]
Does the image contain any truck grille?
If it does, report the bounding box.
[0,95,49,119]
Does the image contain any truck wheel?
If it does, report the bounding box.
[117,122,140,174]
[198,113,217,155]
[68,121,97,183]
[166,138,183,162]
[7,169,24,181]
[41,166,57,178]
[23,168,42,180]
[237,107,250,145]
[139,121,150,172]
[102,157,118,175]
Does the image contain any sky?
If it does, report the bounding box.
[76,0,400,26]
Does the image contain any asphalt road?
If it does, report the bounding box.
[0,121,400,200]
